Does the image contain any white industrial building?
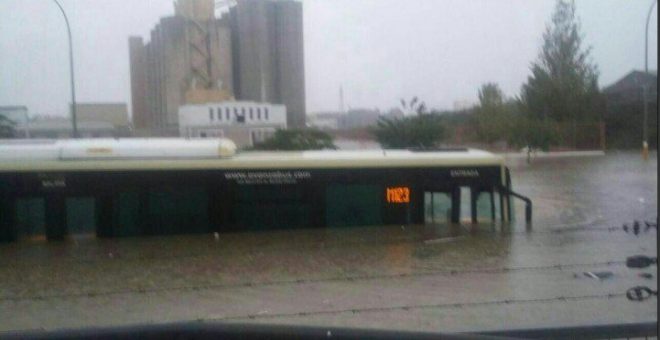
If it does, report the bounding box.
[178,102,287,147]
[0,106,31,138]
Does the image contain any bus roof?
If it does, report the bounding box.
[0,148,504,172]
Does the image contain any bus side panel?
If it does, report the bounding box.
[1,165,506,242]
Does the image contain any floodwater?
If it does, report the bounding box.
[0,151,656,333]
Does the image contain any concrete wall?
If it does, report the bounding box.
[230,0,306,128]
[272,1,306,128]
[128,37,148,129]
[231,0,275,103]
[211,18,234,94]
[175,0,215,21]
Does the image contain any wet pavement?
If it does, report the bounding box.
[0,151,657,333]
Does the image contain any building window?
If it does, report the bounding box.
[217,108,222,121]
[249,108,253,120]
[200,132,208,138]
[209,108,214,121]
[242,108,246,115]
[264,108,269,120]
[226,108,230,120]
[257,108,261,120]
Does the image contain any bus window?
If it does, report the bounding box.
[424,191,451,224]
[459,187,472,223]
[493,190,501,220]
[476,190,495,222]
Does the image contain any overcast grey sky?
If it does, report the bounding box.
[0,0,657,117]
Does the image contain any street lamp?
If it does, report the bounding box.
[642,0,656,160]
[52,0,78,138]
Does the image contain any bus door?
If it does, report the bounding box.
[473,187,502,223]
[425,186,508,225]
[423,189,452,225]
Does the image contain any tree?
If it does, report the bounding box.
[478,83,505,108]
[0,115,15,138]
[521,0,604,123]
[400,96,428,115]
[251,129,337,151]
[474,83,517,144]
[371,97,447,149]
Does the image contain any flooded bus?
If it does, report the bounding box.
[0,139,531,242]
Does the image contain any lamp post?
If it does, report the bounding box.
[642,0,656,160]
[52,0,78,138]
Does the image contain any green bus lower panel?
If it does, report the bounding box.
[16,198,46,238]
[148,189,210,235]
[66,197,96,236]
[234,204,312,231]
[326,185,382,228]
[113,191,141,237]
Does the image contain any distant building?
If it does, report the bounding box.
[0,103,130,139]
[229,0,306,128]
[129,0,235,134]
[0,106,31,138]
[308,108,405,130]
[178,102,286,147]
[307,112,342,130]
[24,118,130,139]
[604,70,658,104]
[74,103,130,128]
[129,0,306,135]
[603,70,658,148]
[128,37,148,130]
[337,109,381,129]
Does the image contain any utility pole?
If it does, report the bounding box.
[642,0,656,160]
[52,0,78,138]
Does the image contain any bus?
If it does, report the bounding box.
[0,139,531,242]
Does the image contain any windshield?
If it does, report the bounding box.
[0,0,657,336]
